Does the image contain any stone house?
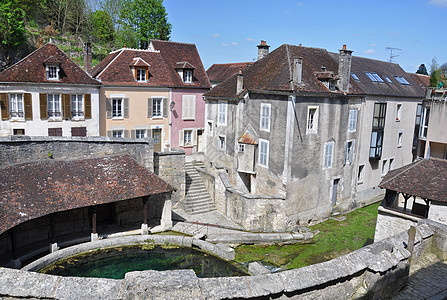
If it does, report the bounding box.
[203,43,425,231]
[92,40,210,154]
[0,43,101,137]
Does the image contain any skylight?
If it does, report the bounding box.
[394,76,410,85]
[384,76,392,83]
[351,73,360,81]
[365,72,384,83]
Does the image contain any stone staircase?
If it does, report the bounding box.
[184,162,216,215]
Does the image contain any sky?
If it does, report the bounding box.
[163,0,447,73]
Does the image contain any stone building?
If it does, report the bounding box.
[0,43,101,137]
[203,42,425,231]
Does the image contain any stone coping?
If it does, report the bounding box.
[0,221,444,299]
[0,135,152,144]
[379,205,423,222]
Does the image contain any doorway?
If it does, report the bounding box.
[331,179,339,206]
[152,129,162,152]
[197,129,204,152]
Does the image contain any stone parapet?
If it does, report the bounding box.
[154,149,186,205]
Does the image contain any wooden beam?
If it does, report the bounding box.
[143,196,149,225]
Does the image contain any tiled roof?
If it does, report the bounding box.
[207,62,254,83]
[0,154,174,234]
[408,73,430,90]
[0,43,100,85]
[379,158,447,203]
[94,40,210,89]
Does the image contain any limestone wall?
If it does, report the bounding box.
[374,206,422,242]
[196,166,215,201]
[0,136,154,171]
[0,221,445,299]
[153,149,185,205]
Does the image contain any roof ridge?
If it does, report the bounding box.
[151,39,195,46]
[96,49,125,79]
[380,158,425,187]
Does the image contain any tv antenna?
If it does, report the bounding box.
[386,47,402,63]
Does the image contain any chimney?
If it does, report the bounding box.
[293,57,303,86]
[84,42,92,75]
[338,44,353,93]
[257,40,270,60]
[236,68,244,94]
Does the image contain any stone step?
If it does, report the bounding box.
[183,161,216,214]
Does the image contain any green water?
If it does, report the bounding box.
[41,246,247,279]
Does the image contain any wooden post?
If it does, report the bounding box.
[143,196,149,225]
[8,229,17,260]
[92,206,97,234]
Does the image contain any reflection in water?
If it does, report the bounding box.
[41,246,247,279]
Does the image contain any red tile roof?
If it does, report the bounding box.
[408,73,430,90]
[0,154,174,234]
[93,40,210,89]
[379,158,447,203]
[0,43,100,85]
[207,62,254,83]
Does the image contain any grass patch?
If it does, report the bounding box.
[235,201,380,269]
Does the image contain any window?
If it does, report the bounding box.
[358,165,364,183]
[351,73,360,81]
[394,76,410,85]
[260,103,271,131]
[71,127,86,137]
[183,69,193,83]
[396,104,402,121]
[136,69,146,82]
[365,72,384,83]
[238,144,245,152]
[135,129,146,139]
[397,130,403,147]
[323,141,334,169]
[344,141,354,165]
[46,65,59,80]
[384,76,392,83]
[47,94,61,118]
[381,160,388,176]
[112,98,123,118]
[370,103,386,159]
[48,128,62,136]
[207,121,213,134]
[307,106,318,133]
[112,130,123,138]
[259,139,269,167]
[389,158,394,171]
[348,109,357,132]
[13,129,25,135]
[153,98,162,117]
[413,103,423,149]
[182,95,196,120]
[9,93,23,118]
[71,95,84,118]
[218,136,226,151]
[184,129,193,146]
[218,101,227,125]
[419,107,429,138]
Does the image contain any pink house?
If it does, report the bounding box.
[150,40,210,155]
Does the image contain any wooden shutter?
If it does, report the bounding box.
[124,130,129,138]
[107,130,112,137]
[0,93,9,120]
[84,94,91,119]
[106,98,112,119]
[147,128,152,138]
[62,94,71,120]
[179,130,184,147]
[163,97,168,118]
[123,98,129,118]
[131,130,136,138]
[39,93,47,120]
[24,93,32,120]
[192,129,197,145]
[148,98,153,118]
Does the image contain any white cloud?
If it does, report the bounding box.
[222,42,238,47]
[246,37,255,41]
[232,42,238,46]
[222,43,230,47]
[363,49,376,54]
[297,2,304,6]
[213,33,220,38]
[429,0,447,7]
[370,43,376,47]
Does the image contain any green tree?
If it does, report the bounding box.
[118,0,171,49]
[90,10,114,44]
[0,0,27,68]
[416,64,428,75]
[430,58,442,87]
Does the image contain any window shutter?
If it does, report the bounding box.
[39,93,47,120]
[106,98,112,119]
[344,142,349,165]
[350,141,355,163]
[191,97,196,119]
[179,130,184,147]
[131,130,136,138]
[62,94,71,119]
[163,97,168,118]
[0,93,9,120]
[24,93,32,120]
[192,129,197,145]
[84,94,91,119]
[124,130,129,138]
[148,98,153,118]
[107,130,112,137]
[123,98,129,118]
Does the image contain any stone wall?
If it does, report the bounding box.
[153,149,185,205]
[374,206,421,242]
[0,220,445,299]
[196,166,215,201]
[0,136,154,171]
[216,170,286,232]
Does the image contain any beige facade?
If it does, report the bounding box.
[100,87,170,152]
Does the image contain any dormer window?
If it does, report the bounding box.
[131,57,150,82]
[184,69,193,83]
[46,65,59,80]
[136,68,147,82]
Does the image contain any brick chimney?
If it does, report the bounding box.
[293,57,303,86]
[236,68,244,94]
[84,42,92,75]
[338,44,353,93]
[257,40,270,60]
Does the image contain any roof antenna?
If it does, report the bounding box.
[386,47,402,63]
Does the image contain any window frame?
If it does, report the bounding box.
[370,103,386,160]
[396,103,402,121]
[182,95,196,120]
[357,165,365,183]
[135,129,146,139]
[183,69,193,83]
[9,93,24,119]
[238,144,245,153]
[351,73,360,81]
[47,94,62,119]
[136,68,147,82]
[184,129,193,146]
[348,109,357,132]
[323,141,334,169]
[112,130,123,138]
[71,94,84,119]
[397,130,403,148]
[46,65,59,81]
[112,97,123,118]
[152,97,163,118]
[344,140,355,165]
[218,135,226,152]
[260,103,271,132]
[394,76,410,85]
[258,139,269,168]
[218,101,227,125]
[306,106,319,134]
